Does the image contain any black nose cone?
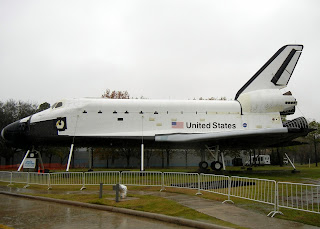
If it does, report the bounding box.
[1,121,28,146]
[0,127,5,141]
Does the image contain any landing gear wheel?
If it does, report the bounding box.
[211,161,223,171]
[199,161,208,169]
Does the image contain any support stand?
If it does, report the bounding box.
[38,151,45,172]
[66,144,74,172]
[221,152,226,171]
[18,150,30,171]
[141,115,144,171]
[141,143,144,171]
[267,210,283,218]
[68,115,79,172]
[284,153,296,170]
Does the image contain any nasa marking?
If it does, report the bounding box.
[186,122,236,129]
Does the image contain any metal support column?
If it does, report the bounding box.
[18,150,30,172]
[37,151,45,172]
[66,144,74,172]
[141,143,144,171]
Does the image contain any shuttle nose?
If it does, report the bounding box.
[1,121,29,145]
[1,127,6,141]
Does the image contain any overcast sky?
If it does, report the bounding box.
[1,0,319,121]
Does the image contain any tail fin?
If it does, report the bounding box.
[235,45,303,100]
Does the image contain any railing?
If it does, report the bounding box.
[163,172,201,194]
[277,182,320,214]
[0,171,12,183]
[84,171,120,186]
[0,170,319,217]
[230,176,276,206]
[200,174,230,196]
[49,172,84,189]
[28,172,49,186]
[11,172,29,185]
[121,171,162,187]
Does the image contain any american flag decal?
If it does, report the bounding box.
[172,121,184,128]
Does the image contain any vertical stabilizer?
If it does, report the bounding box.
[235,45,303,100]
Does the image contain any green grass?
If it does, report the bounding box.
[0,224,14,229]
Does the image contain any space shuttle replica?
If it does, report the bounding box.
[1,45,313,170]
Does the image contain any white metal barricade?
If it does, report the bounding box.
[277,182,320,215]
[0,171,12,183]
[120,171,162,187]
[28,172,49,185]
[230,176,277,208]
[11,171,29,184]
[200,174,230,194]
[163,172,201,194]
[49,172,84,186]
[84,171,120,186]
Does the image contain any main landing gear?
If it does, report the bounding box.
[198,145,225,172]
[198,160,223,171]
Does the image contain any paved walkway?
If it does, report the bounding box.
[1,186,318,229]
[155,192,318,229]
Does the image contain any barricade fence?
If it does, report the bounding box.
[0,171,12,183]
[277,182,320,214]
[121,171,162,187]
[28,172,49,186]
[85,171,120,186]
[200,174,230,196]
[230,176,276,206]
[162,172,201,194]
[0,170,319,216]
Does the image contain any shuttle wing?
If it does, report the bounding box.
[155,124,311,149]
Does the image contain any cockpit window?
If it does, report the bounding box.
[52,102,63,109]
[55,102,63,108]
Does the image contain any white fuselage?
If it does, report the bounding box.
[29,97,284,138]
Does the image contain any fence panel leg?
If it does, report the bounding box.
[23,172,30,188]
[47,173,52,190]
[267,181,283,217]
[80,172,86,190]
[196,174,202,195]
[222,176,234,204]
[7,172,13,186]
[160,172,165,192]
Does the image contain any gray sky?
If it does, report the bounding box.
[1,0,319,121]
